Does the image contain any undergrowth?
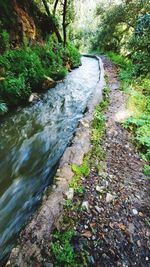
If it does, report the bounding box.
[0,36,81,114]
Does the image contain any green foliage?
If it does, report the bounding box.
[144,164,150,177]
[0,30,10,52]
[0,76,31,106]
[106,52,130,69]
[72,162,90,177]
[70,159,90,191]
[93,1,149,77]
[51,230,80,267]
[66,43,81,66]
[64,199,73,208]
[129,14,150,75]
[90,87,110,170]
[0,37,80,112]
[123,115,150,161]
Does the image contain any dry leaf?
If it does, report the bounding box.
[118,223,126,231]
[82,231,92,238]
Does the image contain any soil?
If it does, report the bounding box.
[59,56,150,267]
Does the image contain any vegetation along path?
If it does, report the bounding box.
[50,57,150,267]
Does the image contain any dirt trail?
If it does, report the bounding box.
[62,57,150,267]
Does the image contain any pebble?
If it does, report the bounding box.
[66,188,74,200]
[132,209,138,215]
[96,185,105,192]
[82,201,89,211]
[106,193,115,203]
[95,206,102,213]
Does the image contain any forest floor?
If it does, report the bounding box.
[51,57,150,267]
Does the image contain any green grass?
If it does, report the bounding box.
[90,86,110,171]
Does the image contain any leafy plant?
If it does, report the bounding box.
[51,230,80,267]
[0,37,80,114]
[144,164,150,177]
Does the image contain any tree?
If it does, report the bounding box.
[92,0,150,53]
[41,0,62,42]
[62,0,75,46]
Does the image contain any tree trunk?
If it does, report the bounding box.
[62,0,67,46]
[41,0,62,43]
[53,0,59,15]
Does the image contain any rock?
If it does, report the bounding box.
[106,193,115,203]
[132,209,138,215]
[95,206,102,213]
[88,255,95,264]
[29,93,40,103]
[82,201,89,211]
[96,185,105,192]
[98,171,108,179]
[128,223,135,234]
[101,180,109,187]
[66,188,74,200]
[42,76,56,90]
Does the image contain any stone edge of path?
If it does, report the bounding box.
[7,56,105,266]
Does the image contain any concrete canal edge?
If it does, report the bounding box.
[7,56,105,266]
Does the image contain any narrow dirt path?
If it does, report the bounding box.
[59,57,150,267]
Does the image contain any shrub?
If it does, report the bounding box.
[0,37,80,114]
[129,14,150,76]
[0,75,31,106]
[66,43,81,67]
[51,230,80,266]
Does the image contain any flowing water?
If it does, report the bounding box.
[0,57,100,260]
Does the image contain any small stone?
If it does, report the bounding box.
[96,185,105,192]
[84,225,88,229]
[137,240,141,247]
[106,193,115,203]
[128,223,135,234]
[146,257,149,261]
[88,255,95,264]
[101,180,109,187]
[132,209,138,215]
[66,188,74,200]
[82,201,89,211]
[95,206,102,213]
[99,172,108,179]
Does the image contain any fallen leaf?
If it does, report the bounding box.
[82,231,92,238]
[90,222,97,228]
[118,223,126,231]
[109,222,114,229]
